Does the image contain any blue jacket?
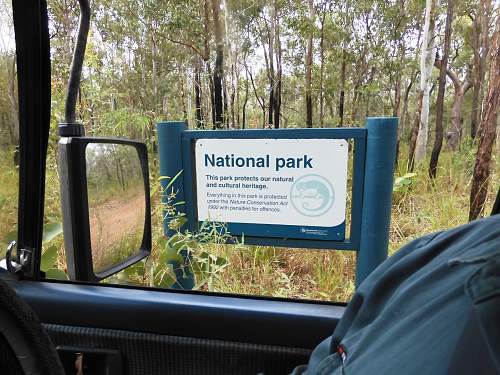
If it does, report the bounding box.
[292,215,500,375]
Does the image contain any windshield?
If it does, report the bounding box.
[2,0,497,302]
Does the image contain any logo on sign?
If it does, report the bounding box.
[290,174,335,217]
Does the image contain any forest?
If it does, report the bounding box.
[0,0,499,299]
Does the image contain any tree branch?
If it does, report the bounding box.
[157,33,206,60]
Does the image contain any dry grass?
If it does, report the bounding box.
[0,149,18,251]
[202,148,499,302]
[0,145,498,303]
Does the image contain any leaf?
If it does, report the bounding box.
[393,173,418,192]
[159,244,184,264]
[42,222,63,243]
[45,268,68,280]
[41,245,58,272]
[165,170,184,190]
[153,265,176,288]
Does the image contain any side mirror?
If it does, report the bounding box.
[58,137,151,281]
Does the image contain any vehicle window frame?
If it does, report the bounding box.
[12,0,51,280]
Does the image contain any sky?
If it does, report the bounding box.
[0,0,15,53]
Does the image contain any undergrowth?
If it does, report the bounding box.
[1,146,498,303]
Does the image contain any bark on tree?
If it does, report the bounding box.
[469,16,500,220]
[408,91,424,171]
[470,0,492,139]
[319,2,328,128]
[365,66,376,117]
[5,54,18,147]
[202,0,216,127]
[395,72,416,167]
[429,0,454,179]
[401,72,417,140]
[151,34,159,113]
[268,4,276,128]
[194,59,204,128]
[273,2,282,129]
[242,61,249,129]
[211,0,224,129]
[246,64,266,128]
[434,59,472,150]
[223,0,236,129]
[339,48,346,127]
[414,0,438,164]
[305,0,314,128]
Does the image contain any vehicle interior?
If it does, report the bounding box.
[0,0,499,374]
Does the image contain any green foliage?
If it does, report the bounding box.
[40,223,67,280]
[41,245,58,271]
[42,223,63,243]
[393,172,418,193]
[452,136,478,177]
[1,220,66,279]
[113,175,232,291]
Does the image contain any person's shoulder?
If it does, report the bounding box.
[360,215,500,291]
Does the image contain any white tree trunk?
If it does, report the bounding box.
[415,0,438,163]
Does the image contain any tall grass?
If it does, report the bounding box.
[0,145,498,302]
[0,149,18,251]
[202,147,498,302]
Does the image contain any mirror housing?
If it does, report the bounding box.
[58,137,151,282]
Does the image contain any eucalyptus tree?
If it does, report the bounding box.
[470,15,499,220]
[410,0,438,170]
[430,0,454,178]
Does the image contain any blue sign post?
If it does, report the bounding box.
[356,118,398,285]
[157,121,194,289]
[157,117,398,289]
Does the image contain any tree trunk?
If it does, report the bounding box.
[469,16,500,220]
[194,59,204,129]
[235,53,241,128]
[223,79,229,128]
[180,70,188,120]
[365,66,376,117]
[6,55,19,147]
[339,48,346,127]
[470,0,492,138]
[401,73,416,140]
[414,0,437,164]
[202,0,215,127]
[447,85,469,150]
[273,2,282,129]
[434,59,472,151]
[151,34,158,113]
[247,65,266,128]
[211,0,224,129]
[305,0,314,128]
[429,0,454,178]
[268,4,276,128]
[408,91,424,171]
[395,73,416,167]
[223,0,236,129]
[319,4,327,128]
[242,64,249,129]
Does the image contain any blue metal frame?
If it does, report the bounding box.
[157,118,398,287]
[356,117,398,284]
[181,128,366,251]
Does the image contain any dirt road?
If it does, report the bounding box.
[89,194,145,267]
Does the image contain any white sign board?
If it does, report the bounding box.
[195,138,348,228]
